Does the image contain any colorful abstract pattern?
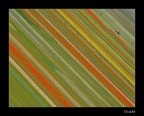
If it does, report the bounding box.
[9,9,135,107]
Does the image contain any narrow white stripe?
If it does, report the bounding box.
[9,12,44,48]
[9,57,56,107]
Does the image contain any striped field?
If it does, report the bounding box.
[9,9,135,107]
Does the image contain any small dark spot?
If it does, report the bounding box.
[117,32,120,35]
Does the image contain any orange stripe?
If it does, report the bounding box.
[9,42,72,107]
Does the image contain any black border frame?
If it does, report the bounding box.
[1,0,143,115]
